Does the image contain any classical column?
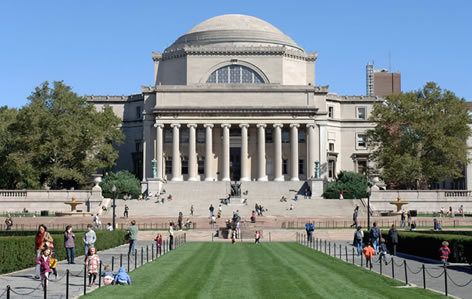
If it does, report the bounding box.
[187,124,198,181]
[257,124,267,181]
[273,124,284,181]
[154,123,164,180]
[171,124,182,181]
[221,124,231,181]
[290,124,300,181]
[239,124,250,181]
[307,124,316,179]
[319,122,328,178]
[204,124,214,181]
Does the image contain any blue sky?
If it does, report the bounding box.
[1,1,471,107]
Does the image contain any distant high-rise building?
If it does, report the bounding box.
[366,63,401,97]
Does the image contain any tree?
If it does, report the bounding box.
[323,171,368,199]
[0,106,18,188]
[100,171,141,199]
[0,81,123,189]
[367,82,471,189]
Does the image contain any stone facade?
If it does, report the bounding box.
[87,14,382,194]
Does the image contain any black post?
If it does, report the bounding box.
[391,258,395,279]
[83,263,87,295]
[404,260,408,285]
[324,240,327,253]
[141,247,144,266]
[444,267,448,296]
[361,252,364,267]
[269,232,271,242]
[112,194,116,230]
[44,276,47,299]
[6,285,10,299]
[152,243,155,260]
[334,242,336,257]
[339,244,341,259]
[135,249,138,270]
[120,254,123,267]
[66,270,69,299]
[380,259,383,275]
[329,242,331,256]
[127,253,130,272]
[111,256,115,271]
[98,261,102,288]
[422,264,426,289]
[352,248,355,264]
[345,246,348,262]
[367,191,371,230]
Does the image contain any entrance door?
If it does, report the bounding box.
[230,147,241,181]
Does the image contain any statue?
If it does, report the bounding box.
[151,159,157,178]
[230,182,241,197]
[314,161,320,179]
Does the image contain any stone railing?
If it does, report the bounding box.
[0,190,27,197]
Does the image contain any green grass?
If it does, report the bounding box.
[84,242,444,299]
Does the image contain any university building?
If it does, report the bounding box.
[87,14,382,195]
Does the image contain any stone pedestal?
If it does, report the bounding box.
[309,178,324,198]
[147,178,163,195]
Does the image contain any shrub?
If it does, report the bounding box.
[101,171,141,199]
[0,230,127,274]
[323,171,368,199]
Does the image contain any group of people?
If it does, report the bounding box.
[440,205,465,218]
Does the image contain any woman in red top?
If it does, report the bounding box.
[439,241,451,265]
[154,233,163,256]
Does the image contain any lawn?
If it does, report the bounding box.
[84,242,444,299]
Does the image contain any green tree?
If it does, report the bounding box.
[0,106,18,188]
[100,171,141,199]
[367,82,471,189]
[1,81,123,189]
[323,171,368,199]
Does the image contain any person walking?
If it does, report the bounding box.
[4,216,13,230]
[64,225,76,264]
[369,222,381,253]
[400,211,406,228]
[387,224,398,256]
[168,222,174,251]
[83,224,97,258]
[93,214,101,228]
[459,205,464,218]
[377,238,388,265]
[178,212,183,231]
[34,224,53,279]
[363,242,375,269]
[190,205,194,216]
[36,247,52,289]
[305,221,315,243]
[127,220,138,255]
[154,233,163,256]
[353,226,364,256]
[209,204,214,217]
[124,204,129,218]
[439,241,451,266]
[85,247,100,287]
[350,206,359,228]
[255,231,261,244]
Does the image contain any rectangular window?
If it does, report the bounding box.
[357,107,367,120]
[181,157,188,175]
[282,159,288,174]
[135,106,142,120]
[329,142,335,152]
[265,128,273,143]
[164,128,172,143]
[298,159,305,175]
[328,106,334,118]
[282,129,290,143]
[298,130,306,143]
[135,139,142,152]
[328,160,336,178]
[197,128,205,144]
[198,157,205,174]
[165,158,172,175]
[356,133,367,149]
[357,160,367,175]
[180,128,189,144]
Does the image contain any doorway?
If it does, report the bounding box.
[230,147,241,181]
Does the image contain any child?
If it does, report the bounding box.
[114,267,132,285]
[377,238,388,265]
[85,247,100,287]
[49,252,58,279]
[439,241,451,266]
[154,233,163,256]
[36,247,52,289]
[362,242,375,269]
[102,265,114,286]
[255,231,261,244]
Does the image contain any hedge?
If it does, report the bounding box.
[0,230,127,274]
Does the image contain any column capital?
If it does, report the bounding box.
[154,122,164,128]
[273,123,283,128]
[290,123,300,128]
[203,123,214,128]
[306,123,317,128]
[170,123,181,128]
[187,123,197,128]
[256,123,267,129]
[221,124,232,129]
[239,124,250,129]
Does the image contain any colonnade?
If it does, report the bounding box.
[153,123,318,182]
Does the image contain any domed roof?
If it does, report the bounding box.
[165,14,303,52]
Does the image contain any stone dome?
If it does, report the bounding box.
[165,14,303,52]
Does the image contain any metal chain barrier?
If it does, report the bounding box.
[447,273,472,288]
[424,267,445,279]
[393,259,404,267]
[405,263,423,275]
[9,282,43,296]
[0,288,7,298]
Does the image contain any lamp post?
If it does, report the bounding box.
[111,185,117,230]
[366,184,371,230]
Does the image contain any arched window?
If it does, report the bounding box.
[207,65,265,84]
